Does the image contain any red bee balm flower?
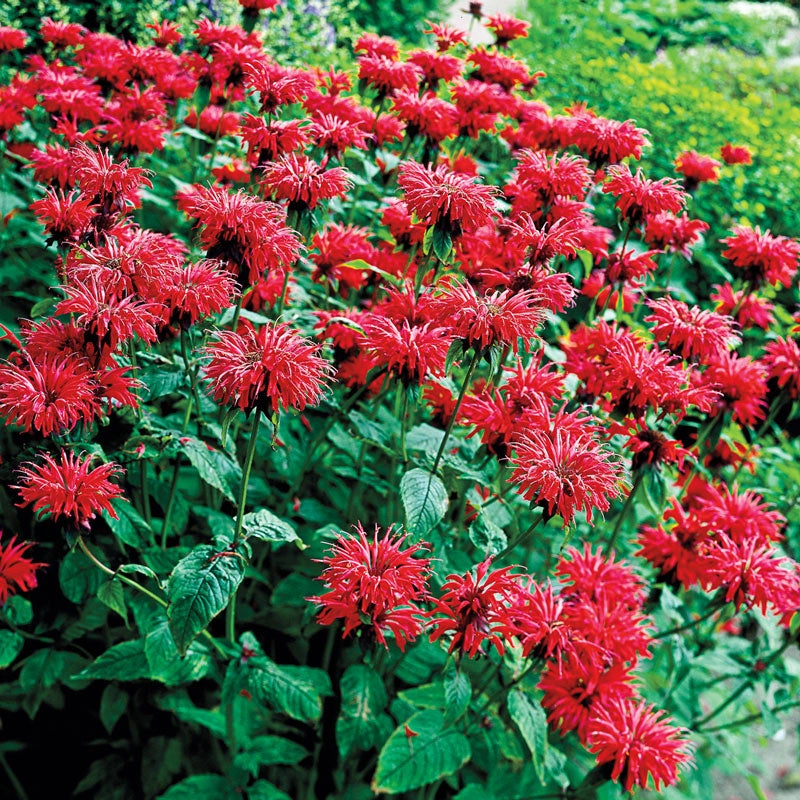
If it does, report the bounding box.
[720,143,752,165]
[674,150,721,188]
[721,225,800,289]
[0,536,46,605]
[427,279,546,352]
[510,411,624,526]
[398,161,496,237]
[14,450,124,530]
[587,699,694,792]
[260,153,351,212]
[203,323,331,413]
[311,523,430,650]
[428,559,520,657]
[603,164,686,224]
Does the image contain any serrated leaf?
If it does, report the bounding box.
[242,509,302,548]
[60,550,103,604]
[0,630,24,668]
[249,657,328,722]
[337,664,391,758]
[247,780,292,800]
[507,690,548,784]
[469,514,507,557]
[105,499,151,548]
[157,775,238,800]
[181,437,242,502]
[158,694,226,738]
[145,616,212,686]
[139,364,186,401]
[400,468,448,535]
[80,640,150,681]
[372,710,470,794]
[444,664,470,723]
[97,580,127,624]
[100,684,129,734]
[167,545,245,655]
[431,225,453,262]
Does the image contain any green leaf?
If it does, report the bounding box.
[233,736,308,775]
[167,544,245,655]
[158,694,226,738]
[118,563,163,588]
[80,640,150,682]
[145,616,212,686]
[0,630,24,668]
[422,225,434,256]
[30,296,56,318]
[97,580,128,624]
[60,550,103,604]
[249,656,329,723]
[181,437,242,502]
[469,514,507,557]
[400,468,449,536]
[105,500,151,548]
[3,595,33,626]
[507,690,548,784]
[431,225,453,262]
[242,509,302,548]
[139,364,186,401]
[100,684,129,734]
[337,664,391,758]
[443,664,471,723]
[372,709,471,794]
[247,780,292,800]
[157,775,238,800]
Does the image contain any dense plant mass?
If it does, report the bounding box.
[0,2,799,799]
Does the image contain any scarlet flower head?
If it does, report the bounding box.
[570,113,649,166]
[428,559,520,657]
[41,18,86,48]
[720,143,752,165]
[674,150,721,189]
[425,22,469,51]
[643,212,708,257]
[260,153,351,212]
[703,352,768,427]
[357,55,422,98]
[587,699,694,792]
[603,164,686,224]
[0,26,27,51]
[244,61,314,113]
[427,279,546,352]
[0,536,46,605]
[645,297,739,362]
[363,316,451,385]
[398,160,496,238]
[507,216,583,268]
[30,188,95,246]
[311,523,430,650]
[203,322,331,414]
[721,225,800,289]
[711,283,774,330]
[764,336,800,398]
[510,409,625,526]
[514,150,591,205]
[14,450,124,530]
[485,14,530,47]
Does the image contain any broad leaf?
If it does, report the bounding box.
[80,640,150,682]
[443,664,471,723]
[400,468,448,535]
[181,437,242,502]
[233,736,307,776]
[0,630,24,668]
[372,709,470,794]
[469,515,507,557]
[97,580,127,624]
[157,775,238,800]
[507,690,548,783]
[100,684,129,733]
[337,664,391,758]
[242,509,302,548]
[167,545,245,655]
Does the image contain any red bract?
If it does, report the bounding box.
[14,450,124,530]
[645,297,739,362]
[721,225,800,288]
[587,699,693,792]
[260,153,351,212]
[398,161,496,236]
[427,279,546,352]
[311,523,430,650]
[428,559,520,657]
[510,410,624,526]
[363,317,451,385]
[0,536,46,606]
[203,323,331,413]
[603,164,686,224]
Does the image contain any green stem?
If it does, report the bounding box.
[654,600,723,639]
[431,347,481,476]
[731,391,788,481]
[399,387,409,466]
[495,514,543,563]
[677,415,721,500]
[694,634,796,730]
[139,460,152,528]
[0,751,28,800]
[181,328,206,434]
[275,267,291,318]
[160,395,194,548]
[226,410,262,642]
[702,699,800,734]
[605,472,643,556]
